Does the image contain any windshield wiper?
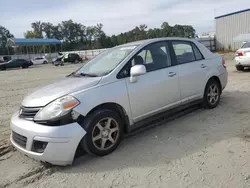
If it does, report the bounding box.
[67,72,99,77]
[79,73,99,77]
[66,72,76,77]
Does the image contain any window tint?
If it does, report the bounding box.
[131,42,171,72]
[137,50,153,64]
[192,43,203,60]
[172,41,195,64]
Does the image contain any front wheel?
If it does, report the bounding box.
[81,109,123,156]
[202,79,221,109]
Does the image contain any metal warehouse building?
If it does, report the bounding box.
[215,8,250,51]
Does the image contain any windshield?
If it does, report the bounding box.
[241,42,250,48]
[73,45,137,77]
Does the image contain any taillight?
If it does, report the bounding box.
[222,56,226,68]
[237,51,244,56]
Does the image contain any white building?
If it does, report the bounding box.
[215,8,250,51]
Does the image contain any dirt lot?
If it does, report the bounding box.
[2,55,250,188]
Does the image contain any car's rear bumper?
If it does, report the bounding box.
[235,57,250,66]
[10,112,86,166]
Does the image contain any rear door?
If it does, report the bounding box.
[170,40,207,103]
[36,58,41,64]
[39,58,44,64]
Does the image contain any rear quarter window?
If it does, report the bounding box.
[192,43,204,60]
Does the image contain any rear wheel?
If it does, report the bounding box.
[236,65,244,71]
[81,109,123,156]
[202,79,221,109]
[0,66,6,70]
[43,61,48,64]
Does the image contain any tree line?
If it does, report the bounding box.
[0,20,195,55]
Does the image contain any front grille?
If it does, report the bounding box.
[12,131,27,149]
[19,106,41,120]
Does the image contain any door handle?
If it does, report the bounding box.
[200,64,207,68]
[168,72,176,77]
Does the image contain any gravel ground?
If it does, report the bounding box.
[2,55,250,188]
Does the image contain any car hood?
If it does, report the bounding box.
[22,76,102,107]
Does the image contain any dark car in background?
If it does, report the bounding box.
[52,53,82,66]
[0,59,33,70]
[64,53,82,63]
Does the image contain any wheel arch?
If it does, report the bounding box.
[85,102,130,133]
[205,76,222,94]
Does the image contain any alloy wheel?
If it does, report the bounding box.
[92,117,120,151]
[207,84,219,105]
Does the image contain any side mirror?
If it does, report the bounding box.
[130,64,146,83]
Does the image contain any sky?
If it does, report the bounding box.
[1,0,250,38]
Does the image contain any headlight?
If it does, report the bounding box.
[34,95,79,121]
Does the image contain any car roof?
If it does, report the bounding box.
[116,37,195,48]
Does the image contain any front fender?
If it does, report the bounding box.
[72,80,133,125]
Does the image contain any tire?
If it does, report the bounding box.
[202,79,221,109]
[0,66,6,70]
[22,64,28,69]
[81,109,123,156]
[236,65,244,71]
[43,61,47,64]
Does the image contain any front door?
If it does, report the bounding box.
[125,41,181,122]
[8,60,19,68]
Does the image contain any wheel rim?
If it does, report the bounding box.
[92,117,119,151]
[207,84,219,105]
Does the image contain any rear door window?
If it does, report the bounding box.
[172,41,196,64]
